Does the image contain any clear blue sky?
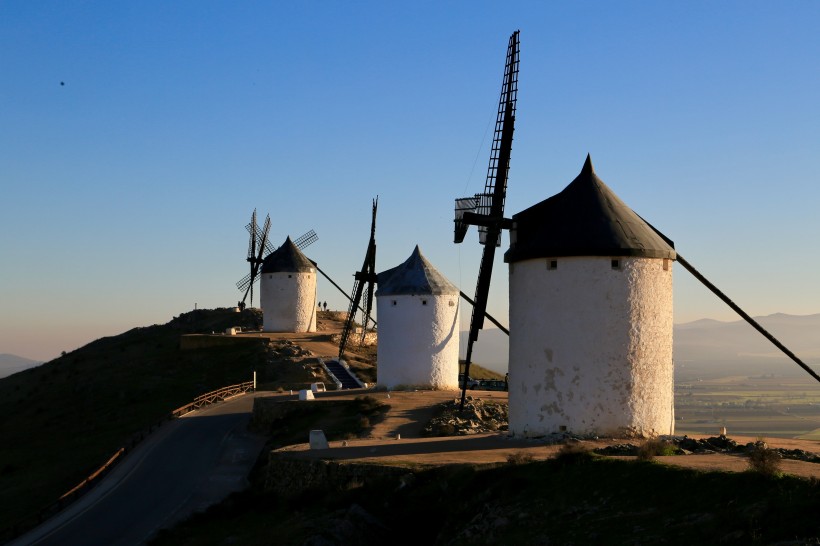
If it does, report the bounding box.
[2,2,819,361]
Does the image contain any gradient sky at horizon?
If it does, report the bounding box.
[2,2,819,362]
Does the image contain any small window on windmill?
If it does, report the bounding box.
[421,299,428,306]
[288,274,292,278]
[547,260,558,270]
[392,300,397,306]
[611,259,621,270]
[449,300,455,307]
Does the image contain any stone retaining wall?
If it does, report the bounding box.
[265,454,410,496]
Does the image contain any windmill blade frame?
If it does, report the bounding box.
[236,222,318,296]
[338,197,379,361]
[457,31,519,409]
[241,214,271,306]
[247,220,276,256]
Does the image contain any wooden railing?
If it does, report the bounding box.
[7,379,256,543]
[172,381,255,417]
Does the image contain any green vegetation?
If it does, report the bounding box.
[459,361,505,380]
[0,308,274,540]
[470,363,504,380]
[637,438,679,461]
[152,446,820,545]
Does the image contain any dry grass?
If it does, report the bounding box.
[506,451,535,465]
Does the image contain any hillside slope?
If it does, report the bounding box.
[0,308,271,540]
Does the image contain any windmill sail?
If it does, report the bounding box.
[456,31,519,408]
[241,213,271,306]
[338,198,378,361]
[235,211,318,302]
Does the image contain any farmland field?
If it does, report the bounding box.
[675,373,820,438]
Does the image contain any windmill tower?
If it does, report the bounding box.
[504,156,677,438]
[376,246,460,390]
[260,236,318,333]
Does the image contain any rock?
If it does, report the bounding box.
[594,444,639,456]
[422,398,509,437]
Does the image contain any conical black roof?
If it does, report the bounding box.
[377,246,458,296]
[504,155,675,263]
[260,236,316,273]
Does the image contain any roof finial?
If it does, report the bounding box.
[582,153,595,174]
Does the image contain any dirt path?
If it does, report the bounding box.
[274,389,820,479]
[235,314,361,360]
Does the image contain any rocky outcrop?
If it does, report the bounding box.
[268,339,313,359]
[423,397,509,436]
[594,435,820,462]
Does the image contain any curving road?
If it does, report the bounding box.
[12,393,267,546]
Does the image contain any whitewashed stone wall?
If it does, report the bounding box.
[261,271,317,333]
[376,293,459,389]
[508,256,674,437]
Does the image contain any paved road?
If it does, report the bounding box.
[12,393,267,546]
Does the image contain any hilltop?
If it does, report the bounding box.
[0,307,508,540]
[5,308,819,544]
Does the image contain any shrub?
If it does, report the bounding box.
[747,440,782,476]
[354,395,383,413]
[637,438,677,461]
[554,442,595,465]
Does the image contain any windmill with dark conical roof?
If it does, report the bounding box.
[235,209,318,309]
[260,236,318,332]
[376,246,460,389]
[504,154,820,438]
[504,155,678,437]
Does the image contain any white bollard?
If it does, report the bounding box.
[309,430,329,449]
[299,389,315,401]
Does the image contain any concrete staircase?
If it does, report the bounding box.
[324,359,363,389]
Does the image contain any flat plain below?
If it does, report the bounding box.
[675,373,820,440]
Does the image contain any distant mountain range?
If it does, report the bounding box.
[0,354,42,379]
[462,313,820,379]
